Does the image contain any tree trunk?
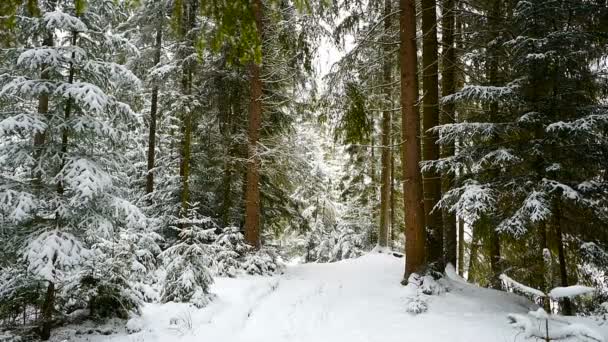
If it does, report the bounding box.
[422,0,443,271]
[58,32,78,196]
[486,0,502,289]
[378,0,392,248]
[146,22,163,195]
[467,224,479,282]
[390,126,396,245]
[441,0,457,269]
[489,227,502,289]
[539,221,552,311]
[400,0,426,279]
[178,0,197,215]
[244,0,263,249]
[39,282,55,340]
[457,218,464,276]
[33,1,56,186]
[555,198,573,315]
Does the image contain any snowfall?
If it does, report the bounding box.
[46,252,607,342]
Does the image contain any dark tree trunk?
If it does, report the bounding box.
[178,0,197,215]
[378,0,392,248]
[39,282,55,340]
[400,0,426,279]
[244,0,264,249]
[441,0,457,269]
[457,218,464,276]
[486,0,502,289]
[146,22,163,195]
[468,224,479,282]
[555,198,573,315]
[422,0,443,272]
[58,32,78,196]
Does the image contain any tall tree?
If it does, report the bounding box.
[146,12,164,195]
[244,0,264,249]
[421,0,443,270]
[378,0,393,248]
[400,0,426,278]
[440,0,457,268]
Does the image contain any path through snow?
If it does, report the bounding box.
[61,252,608,342]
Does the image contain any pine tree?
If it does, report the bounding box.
[400,0,426,279]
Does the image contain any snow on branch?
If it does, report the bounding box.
[441,85,517,104]
[437,180,496,223]
[0,113,47,136]
[24,230,89,283]
[497,191,552,236]
[0,189,37,223]
[547,108,608,137]
[541,179,581,202]
[473,148,521,171]
[433,122,518,145]
[43,10,88,33]
[55,82,110,113]
[549,286,595,299]
[56,158,112,204]
[0,77,56,97]
[500,274,546,298]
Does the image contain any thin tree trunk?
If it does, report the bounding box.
[457,218,464,276]
[539,221,551,311]
[58,32,78,195]
[244,0,264,249]
[467,226,479,283]
[39,282,55,340]
[390,126,396,245]
[146,22,163,195]
[441,0,457,269]
[378,0,392,248]
[483,0,503,289]
[33,5,56,186]
[555,198,573,315]
[400,0,426,279]
[178,0,197,215]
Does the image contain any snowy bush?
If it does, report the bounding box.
[243,247,283,276]
[212,227,249,277]
[405,296,428,315]
[159,209,216,308]
[306,224,366,263]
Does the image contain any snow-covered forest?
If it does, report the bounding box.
[1,0,607,341]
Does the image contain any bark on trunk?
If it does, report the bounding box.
[441,0,457,269]
[457,218,465,276]
[146,22,163,195]
[58,32,78,196]
[33,10,56,186]
[178,0,197,215]
[244,0,264,249]
[486,0,502,289]
[467,224,479,282]
[555,198,573,315]
[422,0,443,272]
[39,282,55,340]
[378,0,393,248]
[400,0,427,279]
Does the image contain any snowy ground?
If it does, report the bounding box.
[53,252,608,342]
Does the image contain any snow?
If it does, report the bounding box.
[50,252,608,342]
[549,285,596,299]
[500,274,546,298]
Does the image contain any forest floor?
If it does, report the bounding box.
[51,252,608,342]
